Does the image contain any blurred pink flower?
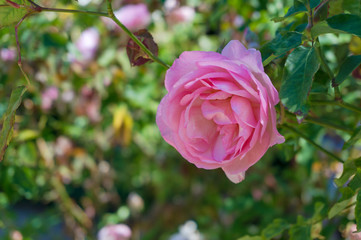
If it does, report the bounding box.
[76,28,100,62]
[41,87,59,111]
[167,6,195,25]
[1,48,16,62]
[98,224,132,240]
[346,223,361,240]
[75,86,101,122]
[103,4,151,31]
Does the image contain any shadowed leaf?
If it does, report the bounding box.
[126,29,158,67]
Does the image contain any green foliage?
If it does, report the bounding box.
[0,0,30,29]
[272,0,320,22]
[0,86,27,161]
[280,46,320,115]
[335,55,361,86]
[0,0,361,239]
[261,218,290,239]
[288,216,311,240]
[260,31,302,63]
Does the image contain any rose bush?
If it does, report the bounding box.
[156,40,284,183]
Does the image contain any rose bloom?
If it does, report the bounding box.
[156,40,284,183]
[103,4,151,31]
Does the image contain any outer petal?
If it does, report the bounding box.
[165,51,224,91]
[221,40,264,73]
[224,170,246,183]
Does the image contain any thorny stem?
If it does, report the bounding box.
[106,0,170,68]
[281,124,344,163]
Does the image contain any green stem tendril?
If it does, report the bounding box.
[310,100,361,115]
[41,7,108,17]
[303,117,353,134]
[281,124,344,163]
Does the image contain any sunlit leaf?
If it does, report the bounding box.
[335,157,361,187]
[0,85,27,161]
[343,127,361,150]
[0,0,31,29]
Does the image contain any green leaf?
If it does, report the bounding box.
[0,0,31,29]
[335,157,361,187]
[273,0,320,22]
[280,46,320,116]
[237,236,263,240]
[328,199,352,219]
[348,169,361,191]
[289,218,311,240]
[260,32,303,63]
[328,0,344,16]
[343,127,361,150]
[312,202,325,222]
[356,191,361,231]
[327,14,361,37]
[311,14,361,38]
[334,55,361,86]
[311,21,346,38]
[262,218,290,239]
[0,85,27,161]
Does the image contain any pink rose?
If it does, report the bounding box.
[103,4,151,31]
[156,40,284,183]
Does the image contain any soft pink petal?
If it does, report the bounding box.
[224,170,246,183]
[221,40,264,73]
[165,51,225,91]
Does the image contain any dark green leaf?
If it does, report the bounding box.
[327,14,361,37]
[262,218,290,239]
[260,32,303,62]
[0,85,27,161]
[0,0,31,29]
[343,127,361,150]
[280,46,320,116]
[273,0,320,22]
[356,191,361,231]
[334,55,361,86]
[343,0,361,16]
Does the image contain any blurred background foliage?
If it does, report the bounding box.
[0,0,361,239]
